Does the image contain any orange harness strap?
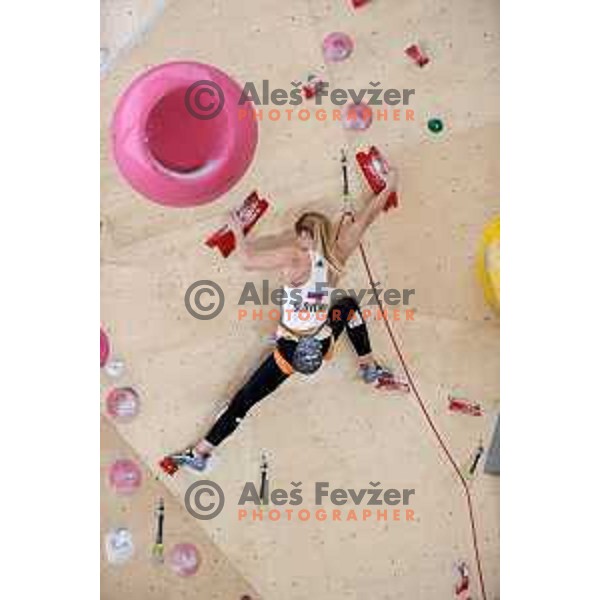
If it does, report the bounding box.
[273,349,295,375]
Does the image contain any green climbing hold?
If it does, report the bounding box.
[427,117,444,134]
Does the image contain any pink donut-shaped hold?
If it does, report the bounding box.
[108,459,142,495]
[100,327,110,368]
[111,61,258,207]
[168,543,200,577]
[323,32,354,63]
[105,387,140,422]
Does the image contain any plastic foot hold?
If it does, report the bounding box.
[168,543,200,577]
[448,395,483,417]
[303,74,326,99]
[375,374,410,392]
[105,528,134,564]
[454,561,472,599]
[105,387,140,422]
[427,117,444,134]
[108,459,142,495]
[405,44,430,68]
[159,456,180,476]
[342,102,373,131]
[323,32,354,63]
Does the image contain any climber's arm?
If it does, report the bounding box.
[334,168,399,264]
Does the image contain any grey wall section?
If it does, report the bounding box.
[485,415,500,475]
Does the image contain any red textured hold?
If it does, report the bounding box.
[448,396,483,417]
[303,75,325,99]
[384,191,399,212]
[205,191,269,258]
[351,0,370,8]
[356,146,387,194]
[375,375,410,393]
[303,85,316,99]
[356,146,398,211]
[455,562,470,596]
[405,44,430,68]
[159,456,179,476]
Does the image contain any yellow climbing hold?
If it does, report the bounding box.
[477,215,500,314]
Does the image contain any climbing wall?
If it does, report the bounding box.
[101,0,499,598]
[101,417,259,599]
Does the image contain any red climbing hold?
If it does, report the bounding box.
[356,146,398,212]
[454,561,471,597]
[448,395,483,416]
[159,456,180,476]
[205,191,269,258]
[375,374,409,392]
[405,43,430,68]
[350,0,370,8]
[303,74,326,99]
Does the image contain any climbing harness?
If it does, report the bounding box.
[278,320,330,375]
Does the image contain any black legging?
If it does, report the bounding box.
[205,296,371,447]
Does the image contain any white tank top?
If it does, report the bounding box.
[278,250,332,336]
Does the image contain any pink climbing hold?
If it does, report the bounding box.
[100,327,110,368]
[108,459,142,495]
[168,543,200,577]
[342,102,373,131]
[322,32,354,63]
[105,387,140,422]
[111,61,258,208]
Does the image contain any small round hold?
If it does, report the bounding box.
[168,543,200,577]
[105,528,134,564]
[323,32,354,63]
[342,102,373,131]
[104,357,125,378]
[105,387,140,422]
[427,117,444,134]
[108,459,142,495]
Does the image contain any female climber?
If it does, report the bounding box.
[165,167,407,473]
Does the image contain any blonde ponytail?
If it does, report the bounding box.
[294,212,344,274]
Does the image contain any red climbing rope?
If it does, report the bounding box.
[356,240,488,600]
[333,205,487,598]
